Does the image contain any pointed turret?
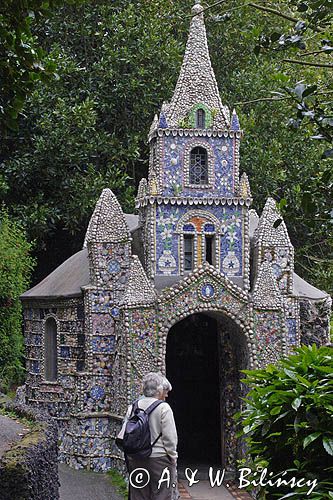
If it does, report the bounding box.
[253,197,294,295]
[85,189,132,288]
[159,112,168,129]
[230,109,240,131]
[120,256,156,306]
[85,189,130,244]
[239,172,251,199]
[254,198,292,247]
[252,260,282,309]
[148,114,159,141]
[136,178,148,201]
[164,0,229,128]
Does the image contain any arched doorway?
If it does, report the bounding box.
[166,311,248,469]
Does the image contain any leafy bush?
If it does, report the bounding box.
[238,344,333,499]
[0,211,35,391]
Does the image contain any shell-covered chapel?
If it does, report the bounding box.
[21,1,331,472]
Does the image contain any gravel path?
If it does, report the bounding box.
[59,463,124,500]
[0,414,25,458]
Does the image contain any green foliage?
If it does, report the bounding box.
[205,0,333,293]
[0,211,35,391]
[108,469,128,499]
[238,345,333,498]
[0,0,331,292]
[252,0,333,149]
[0,407,36,430]
[0,0,82,131]
[0,0,184,279]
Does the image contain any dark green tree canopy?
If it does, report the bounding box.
[0,0,331,291]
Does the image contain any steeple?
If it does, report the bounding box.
[163,0,229,129]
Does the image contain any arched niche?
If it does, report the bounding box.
[44,317,58,381]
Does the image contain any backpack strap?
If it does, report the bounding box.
[146,400,163,447]
[152,432,162,447]
[145,400,163,415]
[130,399,140,416]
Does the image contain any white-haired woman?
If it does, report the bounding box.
[120,372,178,500]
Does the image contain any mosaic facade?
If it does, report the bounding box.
[21,0,330,474]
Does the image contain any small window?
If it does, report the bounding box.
[196,109,206,128]
[184,235,194,271]
[189,147,208,185]
[205,235,215,265]
[44,318,57,381]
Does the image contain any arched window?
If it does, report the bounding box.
[189,147,208,185]
[45,318,58,381]
[184,235,194,270]
[204,223,215,264]
[196,108,206,128]
[205,235,215,265]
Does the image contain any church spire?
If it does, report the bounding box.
[164,0,229,128]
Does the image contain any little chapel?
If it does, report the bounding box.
[21,0,331,472]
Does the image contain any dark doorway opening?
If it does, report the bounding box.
[166,313,221,466]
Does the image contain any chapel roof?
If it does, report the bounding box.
[21,214,138,300]
[21,209,328,301]
[21,248,90,300]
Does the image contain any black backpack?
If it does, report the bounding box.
[121,399,163,458]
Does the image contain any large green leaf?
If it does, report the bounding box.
[323,437,333,456]
[292,397,302,411]
[303,432,321,449]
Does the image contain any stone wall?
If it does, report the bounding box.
[0,402,59,500]
[300,297,331,346]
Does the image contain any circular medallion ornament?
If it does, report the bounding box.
[222,251,240,275]
[108,260,121,274]
[90,386,105,401]
[158,250,177,275]
[111,307,120,319]
[201,283,215,299]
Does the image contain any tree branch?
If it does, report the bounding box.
[188,0,228,17]
[247,2,298,23]
[283,58,333,68]
[234,96,292,105]
[235,90,333,105]
[190,0,297,23]
[299,49,333,57]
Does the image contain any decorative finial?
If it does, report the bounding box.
[231,108,240,130]
[192,0,203,15]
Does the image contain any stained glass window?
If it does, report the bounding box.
[196,109,206,128]
[189,147,208,185]
[204,223,215,233]
[183,223,195,232]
